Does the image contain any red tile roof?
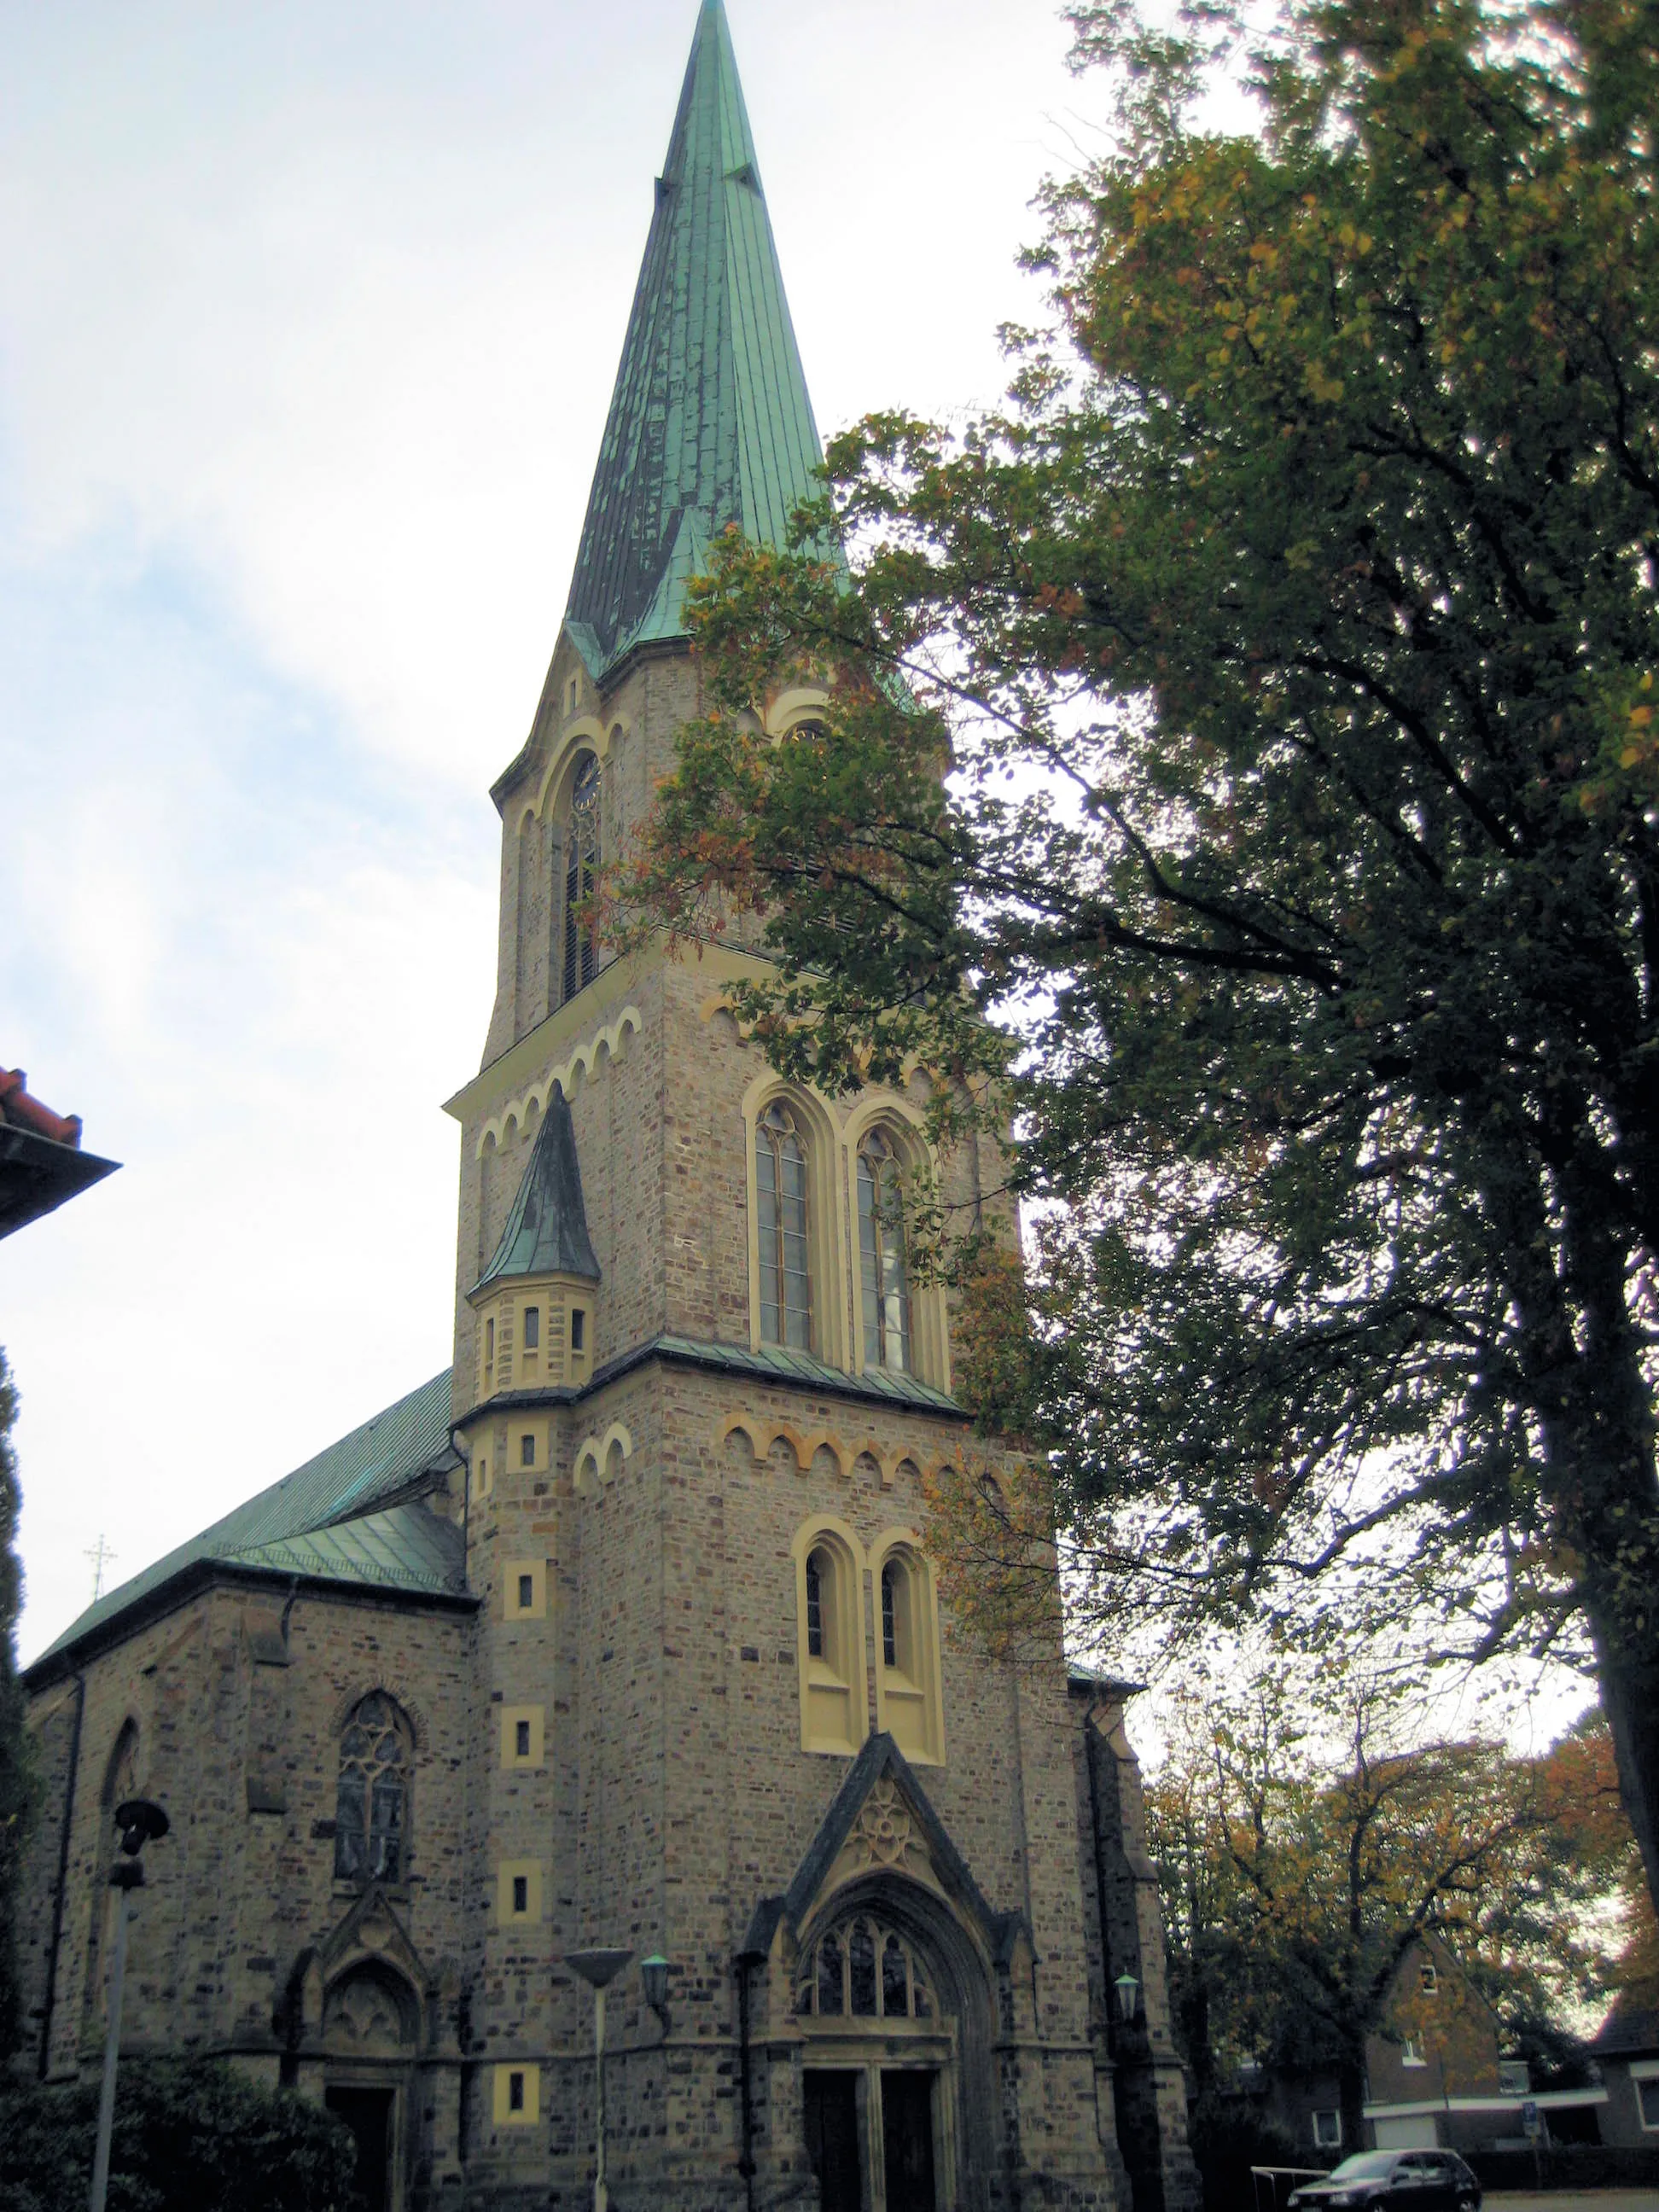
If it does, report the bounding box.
[0,1068,84,1150]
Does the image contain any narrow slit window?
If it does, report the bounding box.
[571,1308,586,1353]
[515,1719,531,1758]
[521,1433,536,1467]
[757,1102,811,1349]
[882,1562,899,1669]
[517,1574,534,1610]
[522,1307,540,1350]
[806,1552,824,1659]
[509,2069,526,2112]
[512,1875,528,1914]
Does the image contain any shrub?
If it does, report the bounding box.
[0,2058,358,2212]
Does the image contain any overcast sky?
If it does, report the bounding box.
[0,0,1112,1661]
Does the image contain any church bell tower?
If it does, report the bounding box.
[440,7,1173,2206]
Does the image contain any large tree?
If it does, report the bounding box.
[1145,1674,1626,2151]
[622,0,1659,1905]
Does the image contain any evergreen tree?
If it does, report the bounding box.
[623,0,1659,1911]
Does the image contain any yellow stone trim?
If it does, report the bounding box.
[870,1528,946,1767]
[573,1422,634,1495]
[470,1008,644,1155]
[718,1413,929,1492]
[499,1706,545,1771]
[790,1516,870,1758]
[496,1860,544,1925]
[503,1560,548,1621]
[492,2063,541,2127]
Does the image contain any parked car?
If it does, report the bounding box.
[1288,2151,1482,2212]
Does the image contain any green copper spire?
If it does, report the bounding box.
[563,0,825,678]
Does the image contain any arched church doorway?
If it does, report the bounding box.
[322,1962,418,2212]
[792,1882,996,2212]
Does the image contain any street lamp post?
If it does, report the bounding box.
[88,1798,169,2212]
[564,1947,634,2212]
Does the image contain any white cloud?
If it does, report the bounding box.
[3,0,1083,1659]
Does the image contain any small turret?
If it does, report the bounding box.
[468,1086,600,1403]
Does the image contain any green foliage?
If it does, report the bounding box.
[0,2058,358,2212]
[0,1349,35,2060]
[1144,1666,1629,2144]
[623,0,1659,1906]
[1186,2089,1302,2206]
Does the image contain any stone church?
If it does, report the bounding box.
[16,9,1197,2210]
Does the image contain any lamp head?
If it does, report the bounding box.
[114,1798,169,1858]
[642,1954,671,2011]
[564,1947,634,1992]
[1115,1969,1141,2021]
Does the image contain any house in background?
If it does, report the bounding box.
[1254,1939,1606,2158]
[1590,1987,1659,2146]
[0,1067,118,1240]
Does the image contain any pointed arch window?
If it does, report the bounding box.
[561,754,601,1004]
[757,1101,811,1349]
[858,1127,911,1372]
[874,1543,944,1764]
[795,1913,935,2022]
[335,1692,412,1884]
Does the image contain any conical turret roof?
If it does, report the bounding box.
[563,0,825,679]
[474,1086,600,1292]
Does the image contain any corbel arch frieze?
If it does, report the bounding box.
[474,1007,643,1155]
[573,1420,634,1495]
[715,1413,918,1491]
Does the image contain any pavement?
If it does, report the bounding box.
[1483,2196,1659,2212]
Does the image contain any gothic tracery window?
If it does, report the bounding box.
[561,754,601,1004]
[757,1101,811,1349]
[795,1913,934,2023]
[334,1693,412,1884]
[858,1127,911,1372]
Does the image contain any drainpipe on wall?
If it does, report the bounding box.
[733,1950,760,2212]
[37,1669,86,2079]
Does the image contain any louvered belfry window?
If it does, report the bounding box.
[334,1692,411,1883]
[858,1127,911,1371]
[562,754,601,1004]
[756,1101,811,1348]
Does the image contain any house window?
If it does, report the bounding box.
[1314,2110,1342,2150]
[561,754,601,1004]
[521,1432,536,1468]
[519,1574,534,1609]
[523,1307,540,1350]
[334,1693,411,1884]
[1400,2038,1426,2067]
[1498,2061,1529,2096]
[795,1526,864,1755]
[1638,2077,1659,2130]
[858,1127,911,1371]
[757,1102,811,1349]
[1420,1962,1439,1994]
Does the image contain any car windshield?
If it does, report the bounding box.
[1327,2155,1398,2180]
